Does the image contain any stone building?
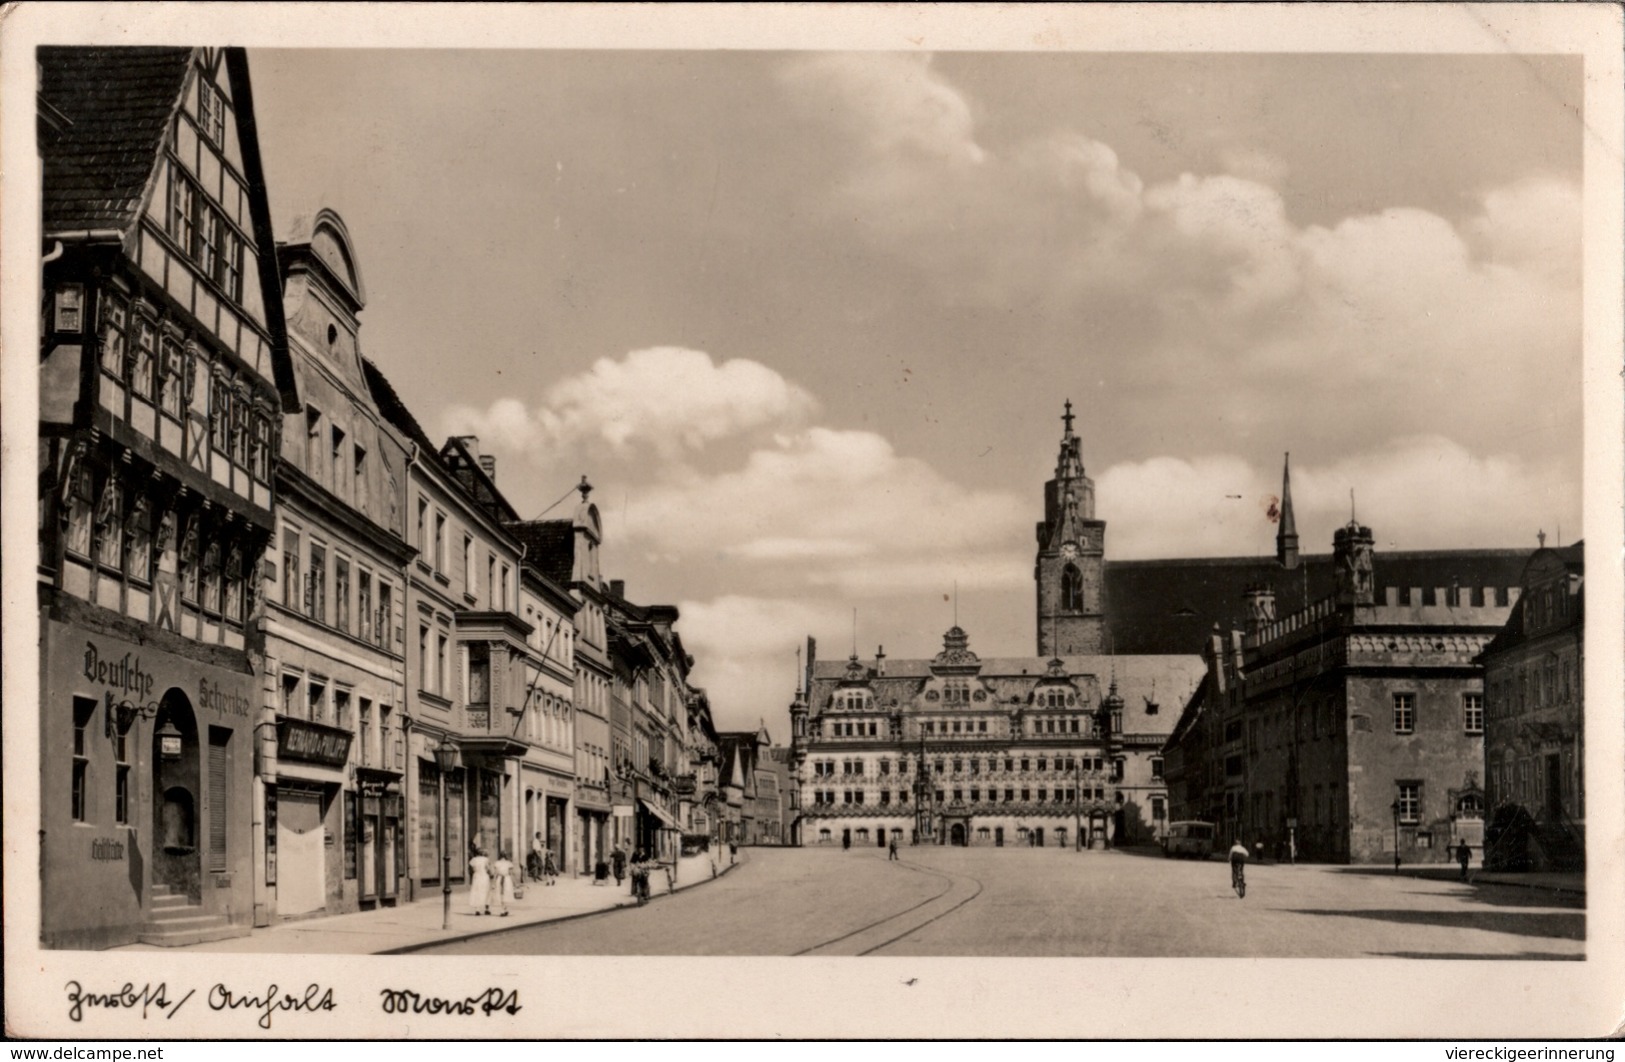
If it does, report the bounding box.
[718,727,772,846]
[507,484,616,877]
[260,209,414,923]
[364,364,546,895]
[37,47,294,947]
[680,688,723,851]
[604,587,688,860]
[752,746,794,845]
[1035,401,1106,656]
[1166,516,1520,864]
[791,631,1198,849]
[789,404,1202,850]
[436,438,584,876]
[509,558,582,874]
[1478,541,1584,871]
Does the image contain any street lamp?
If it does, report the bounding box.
[435,738,460,929]
[1390,798,1402,875]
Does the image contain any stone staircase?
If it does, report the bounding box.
[138,884,249,946]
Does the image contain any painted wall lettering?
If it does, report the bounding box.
[199,677,252,718]
[90,838,126,861]
[83,642,155,700]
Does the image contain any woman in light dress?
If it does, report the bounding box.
[468,847,492,915]
[490,847,515,917]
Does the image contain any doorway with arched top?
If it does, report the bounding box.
[152,688,201,902]
[949,822,967,846]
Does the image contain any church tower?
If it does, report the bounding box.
[1035,400,1107,656]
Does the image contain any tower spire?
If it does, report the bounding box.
[1062,399,1076,436]
[1277,451,1300,570]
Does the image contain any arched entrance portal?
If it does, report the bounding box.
[152,689,201,902]
[949,822,967,847]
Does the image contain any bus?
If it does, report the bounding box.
[1162,821,1216,859]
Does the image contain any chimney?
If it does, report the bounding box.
[609,579,625,599]
[455,435,479,461]
[478,454,496,482]
[875,645,886,676]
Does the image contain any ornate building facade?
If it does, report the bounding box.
[1165,512,1524,864]
[1035,401,1106,657]
[789,407,1201,850]
[37,47,294,947]
[1479,541,1584,871]
[260,210,414,923]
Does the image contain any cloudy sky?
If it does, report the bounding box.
[247,49,1583,736]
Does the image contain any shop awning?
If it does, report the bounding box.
[639,797,679,830]
[456,735,529,761]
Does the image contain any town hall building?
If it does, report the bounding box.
[787,404,1202,850]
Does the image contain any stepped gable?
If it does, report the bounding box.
[39,46,193,235]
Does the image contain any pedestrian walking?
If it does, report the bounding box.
[1456,840,1472,881]
[528,832,546,882]
[630,849,650,905]
[611,846,626,887]
[888,835,899,861]
[728,839,737,865]
[543,848,559,886]
[490,847,515,917]
[842,832,851,851]
[468,847,492,916]
[594,857,610,886]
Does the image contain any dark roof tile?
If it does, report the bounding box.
[39,47,192,236]
[507,520,576,588]
[1104,548,1532,655]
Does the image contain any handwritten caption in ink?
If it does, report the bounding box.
[379,987,522,1017]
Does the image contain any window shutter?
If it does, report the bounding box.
[208,732,229,872]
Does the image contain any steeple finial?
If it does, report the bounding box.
[1062,399,1075,435]
[1538,529,1547,549]
[577,474,593,502]
[1277,451,1300,570]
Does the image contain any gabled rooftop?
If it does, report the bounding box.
[39,46,192,237]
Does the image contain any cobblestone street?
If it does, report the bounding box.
[423,846,1584,958]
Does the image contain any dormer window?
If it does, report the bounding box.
[198,78,225,145]
[834,690,871,712]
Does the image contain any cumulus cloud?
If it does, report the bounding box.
[441,346,818,462]
[779,53,986,167]
[779,54,1582,462]
[617,426,1030,569]
[1098,437,1579,560]
[671,595,862,732]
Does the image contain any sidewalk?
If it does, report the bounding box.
[1328,862,1585,898]
[114,848,741,955]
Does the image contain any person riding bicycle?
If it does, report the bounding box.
[1228,838,1250,893]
